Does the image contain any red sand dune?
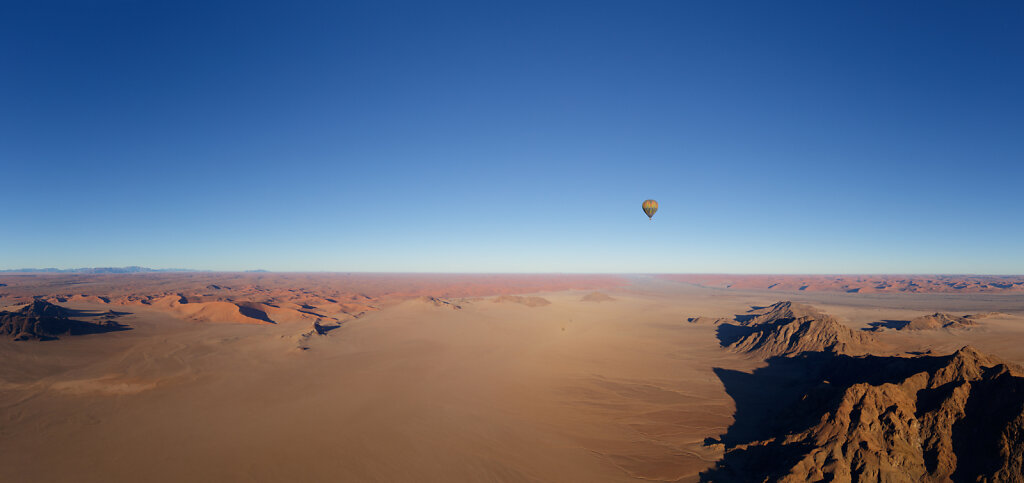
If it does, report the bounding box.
[0,273,624,324]
[658,274,1024,294]
[3,275,1024,481]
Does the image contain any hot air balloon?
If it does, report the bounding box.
[642,199,658,220]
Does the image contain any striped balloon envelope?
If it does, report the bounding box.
[642,199,658,220]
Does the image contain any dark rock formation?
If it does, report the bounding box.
[905,312,978,330]
[0,300,128,340]
[717,302,880,358]
[867,311,1000,332]
[687,316,730,325]
[418,296,462,309]
[703,347,1024,482]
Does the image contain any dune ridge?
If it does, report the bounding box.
[660,274,1024,294]
[492,295,551,307]
[0,273,622,324]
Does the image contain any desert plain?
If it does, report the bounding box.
[1,273,1023,482]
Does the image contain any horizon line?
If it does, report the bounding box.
[3,268,1024,277]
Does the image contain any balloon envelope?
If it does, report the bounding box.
[642,199,658,220]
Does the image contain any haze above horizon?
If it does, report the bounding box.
[3,1,1022,273]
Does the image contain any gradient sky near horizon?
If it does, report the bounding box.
[2,1,1023,273]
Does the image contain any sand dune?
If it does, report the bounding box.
[0,272,624,304]
[492,295,551,307]
[67,294,111,304]
[581,292,615,302]
[176,301,274,324]
[2,275,1024,482]
[0,273,619,325]
[661,274,1024,294]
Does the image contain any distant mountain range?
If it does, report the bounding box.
[0,266,199,274]
[0,267,274,273]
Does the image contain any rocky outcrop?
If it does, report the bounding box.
[687,316,730,325]
[718,302,880,358]
[294,320,342,350]
[417,296,462,310]
[904,312,979,330]
[868,311,997,332]
[703,347,1024,482]
[0,300,127,340]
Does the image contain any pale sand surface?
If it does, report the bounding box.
[2,275,1024,482]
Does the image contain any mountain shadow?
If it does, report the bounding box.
[702,348,1024,482]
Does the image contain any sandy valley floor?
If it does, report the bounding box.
[2,275,1024,482]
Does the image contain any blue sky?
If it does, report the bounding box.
[2,1,1022,273]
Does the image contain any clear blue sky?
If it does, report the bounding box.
[2,1,1022,273]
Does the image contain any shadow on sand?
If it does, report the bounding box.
[864,319,910,331]
[63,308,131,318]
[714,323,756,347]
